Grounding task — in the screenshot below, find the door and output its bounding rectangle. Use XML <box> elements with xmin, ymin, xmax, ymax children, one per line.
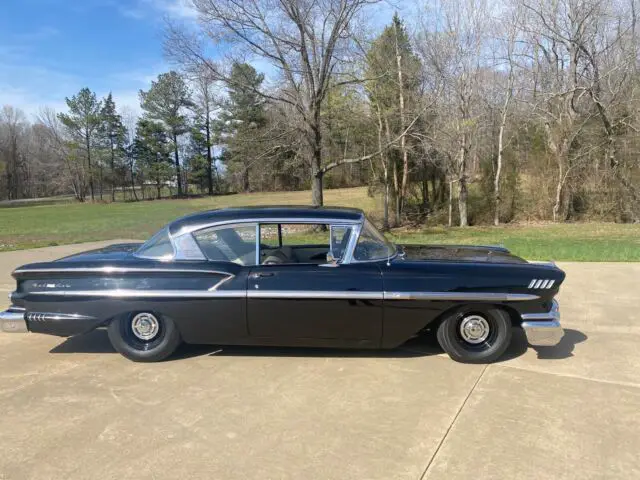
<box><xmin>246</xmin><ymin>262</ymin><xmax>383</xmax><ymax>346</ymax></box>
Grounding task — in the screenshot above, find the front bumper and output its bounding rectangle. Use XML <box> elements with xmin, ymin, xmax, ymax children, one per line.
<box><xmin>521</xmin><ymin>299</ymin><xmax>564</xmax><ymax>346</ymax></box>
<box><xmin>0</xmin><ymin>307</ymin><xmax>28</xmax><ymax>333</ymax></box>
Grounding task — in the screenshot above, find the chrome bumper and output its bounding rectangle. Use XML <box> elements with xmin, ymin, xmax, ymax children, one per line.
<box><xmin>521</xmin><ymin>299</ymin><xmax>563</xmax><ymax>347</ymax></box>
<box><xmin>0</xmin><ymin>307</ymin><xmax>28</xmax><ymax>333</ymax></box>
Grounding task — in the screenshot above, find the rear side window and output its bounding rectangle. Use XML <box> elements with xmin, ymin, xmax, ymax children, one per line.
<box><xmin>135</xmin><ymin>228</ymin><xmax>174</xmax><ymax>260</ymax></box>
<box><xmin>193</xmin><ymin>223</ymin><xmax>257</xmax><ymax>266</ymax></box>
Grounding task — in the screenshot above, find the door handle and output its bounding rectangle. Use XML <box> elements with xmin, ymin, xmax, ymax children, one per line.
<box><xmin>249</xmin><ymin>272</ymin><xmax>275</xmax><ymax>279</ymax></box>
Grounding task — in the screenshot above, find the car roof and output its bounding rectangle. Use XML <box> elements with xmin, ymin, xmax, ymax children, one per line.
<box><xmin>168</xmin><ymin>205</ymin><xmax>365</xmax><ymax>235</ymax></box>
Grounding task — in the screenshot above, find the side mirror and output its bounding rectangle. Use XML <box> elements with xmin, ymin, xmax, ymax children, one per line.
<box><xmin>326</xmin><ymin>252</ymin><xmax>337</xmax><ymax>264</ymax></box>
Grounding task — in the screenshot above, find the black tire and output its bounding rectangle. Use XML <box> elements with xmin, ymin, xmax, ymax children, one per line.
<box><xmin>107</xmin><ymin>312</ymin><xmax>182</xmax><ymax>362</ymax></box>
<box><xmin>436</xmin><ymin>306</ymin><xmax>512</xmax><ymax>364</ymax></box>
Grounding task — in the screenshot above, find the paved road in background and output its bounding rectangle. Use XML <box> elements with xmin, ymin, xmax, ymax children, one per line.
<box><xmin>0</xmin><ymin>244</ymin><xmax>638</xmax><ymax>479</ymax></box>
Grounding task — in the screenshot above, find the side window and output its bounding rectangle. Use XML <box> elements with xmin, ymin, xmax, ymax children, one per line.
<box><xmin>193</xmin><ymin>223</ymin><xmax>257</xmax><ymax>266</ymax></box>
<box><xmin>258</xmin><ymin>223</ymin><xmax>352</xmax><ymax>265</ymax></box>
<box><xmin>135</xmin><ymin>227</ymin><xmax>174</xmax><ymax>260</ymax></box>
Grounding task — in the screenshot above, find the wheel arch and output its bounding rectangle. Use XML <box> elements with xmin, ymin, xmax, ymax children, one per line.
<box><xmin>423</xmin><ymin>302</ymin><xmax>522</xmax><ymax>334</ymax></box>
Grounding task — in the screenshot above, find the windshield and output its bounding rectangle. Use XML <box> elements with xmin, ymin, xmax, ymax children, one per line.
<box><xmin>353</xmin><ymin>219</ymin><xmax>396</xmax><ymax>261</ymax></box>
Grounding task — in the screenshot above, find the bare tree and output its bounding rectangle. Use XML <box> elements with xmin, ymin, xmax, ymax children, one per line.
<box><xmin>492</xmin><ymin>3</ymin><xmax>522</xmax><ymax>226</ymax></box>
<box><xmin>37</xmin><ymin>107</ymin><xmax>88</xmax><ymax>201</ymax></box>
<box><xmin>0</xmin><ymin>106</ymin><xmax>28</xmax><ymax>200</ymax></box>
<box><xmin>167</xmin><ymin>0</ymin><xmax>379</xmax><ymax>206</ymax></box>
<box><xmin>418</xmin><ymin>0</ymin><xmax>488</xmax><ymax>227</ymax></box>
<box><xmin>189</xmin><ymin>65</ymin><xmax>220</xmax><ymax>195</ymax></box>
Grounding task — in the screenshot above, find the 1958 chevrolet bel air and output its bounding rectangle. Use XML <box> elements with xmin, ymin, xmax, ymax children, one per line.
<box><xmin>0</xmin><ymin>206</ymin><xmax>564</xmax><ymax>362</ymax></box>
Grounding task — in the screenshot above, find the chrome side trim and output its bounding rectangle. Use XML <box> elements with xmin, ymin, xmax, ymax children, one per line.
<box><xmin>29</xmin><ymin>289</ymin><xmax>247</xmax><ymax>298</ymax></box>
<box><xmin>248</xmin><ymin>290</ymin><xmax>383</xmax><ymax>300</ymax></box>
<box><xmin>13</xmin><ymin>267</ymin><xmax>232</xmax><ymax>276</ymax></box>
<box><xmin>0</xmin><ymin>307</ymin><xmax>28</xmax><ymax>333</ymax></box>
<box><xmin>24</xmin><ymin>289</ymin><xmax>538</xmax><ymax>302</ymax></box>
<box><xmin>26</xmin><ymin>312</ymin><xmax>94</xmax><ymax>322</ymax></box>
<box><xmin>383</xmin><ymin>292</ymin><xmax>539</xmax><ymax>302</ymax></box>
<box><xmin>208</xmin><ymin>275</ymin><xmax>235</xmax><ymax>291</ymax></box>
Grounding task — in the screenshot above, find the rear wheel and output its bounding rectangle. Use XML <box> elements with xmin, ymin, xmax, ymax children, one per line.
<box><xmin>436</xmin><ymin>307</ymin><xmax>512</xmax><ymax>364</ymax></box>
<box><xmin>107</xmin><ymin>312</ymin><xmax>182</xmax><ymax>362</ymax></box>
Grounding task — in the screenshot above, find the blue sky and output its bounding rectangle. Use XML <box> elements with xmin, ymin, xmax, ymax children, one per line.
<box><xmin>0</xmin><ymin>0</ymin><xmax>406</xmax><ymax>120</ymax></box>
<box><xmin>0</xmin><ymin>0</ymin><xmax>196</xmax><ymax>118</ymax></box>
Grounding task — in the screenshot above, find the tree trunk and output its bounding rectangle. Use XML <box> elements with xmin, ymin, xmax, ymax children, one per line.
<box><xmin>86</xmin><ymin>133</ymin><xmax>94</xmax><ymax>201</ymax></box>
<box><xmin>393</xmin><ymin>162</ymin><xmax>400</xmax><ymax>225</ymax></box>
<box><xmin>99</xmin><ymin>164</ymin><xmax>104</xmax><ymax>200</ymax></box>
<box><xmin>494</xmin><ymin>122</ymin><xmax>505</xmax><ymax>226</ymax></box>
<box><xmin>130</xmin><ymin>158</ymin><xmax>139</xmax><ymax>201</ymax></box>
<box><xmin>375</xmin><ymin>103</ymin><xmax>390</xmax><ymax>231</ymax></box>
<box><xmin>205</xmin><ymin>112</ymin><xmax>214</xmax><ymax>195</ymax></box>
<box><xmin>242</xmin><ymin>167</ymin><xmax>250</xmax><ymax>192</ymax></box>
<box><xmin>552</xmin><ymin>154</ymin><xmax>564</xmax><ymax>222</ymax></box>
<box><xmin>394</xmin><ymin>21</ymin><xmax>409</xmax><ymax>217</ymax></box>
<box><xmin>458</xmin><ymin>141</ymin><xmax>469</xmax><ymax>227</ymax></box>
<box><xmin>383</xmin><ymin>115</ymin><xmax>399</xmax><ymax>226</ymax></box>
<box><xmin>173</xmin><ymin>132</ymin><xmax>182</xmax><ymax>197</ymax></box>
<box><xmin>495</xmin><ymin>78</ymin><xmax>512</xmax><ymax>226</ymax></box>
<box><xmin>311</xmin><ymin>166</ymin><xmax>324</xmax><ymax>207</ymax></box>
<box><xmin>448</xmin><ymin>180</ymin><xmax>454</xmax><ymax>227</ymax></box>
<box><xmin>309</xmin><ymin>115</ymin><xmax>324</xmax><ymax>207</ymax></box>
<box><xmin>422</xmin><ymin>167</ymin><xmax>429</xmax><ymax>213</ymax></box>
<box><xmin>110</xmin><ymin>144</ymin><xmax>116</xmax><ymax>202</ymax></box>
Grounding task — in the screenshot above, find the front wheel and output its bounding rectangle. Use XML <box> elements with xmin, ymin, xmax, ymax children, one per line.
<box><xmin>107</xmin><ymin>312</ymin><xmax>182</xmax><ymax>362</ymax></box>
<box><xmin>436</xmin><ymin>307</ymin><xmax>512</xmax><ymax>364</ymax></box>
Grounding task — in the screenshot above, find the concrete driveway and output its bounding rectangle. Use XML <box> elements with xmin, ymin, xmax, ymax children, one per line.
<box><xmin>0</xmin><ymin>244</ymin><xmax>639</xmax><ymax>480</ymax></box>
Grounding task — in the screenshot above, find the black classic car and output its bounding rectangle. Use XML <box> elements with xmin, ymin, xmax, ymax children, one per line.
<box><xmin>0</xmin><ymin>206</ymin><xmax>564</xmax><ymax>363</ymax></box>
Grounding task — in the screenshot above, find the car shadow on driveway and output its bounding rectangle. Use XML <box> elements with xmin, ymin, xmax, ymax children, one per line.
<box><xmin>49</xmin><ymin>327</ymin><xmax>587</xmax><ymax>362</ymax></box>
<box><xmin>501</xmin><ymin>327</ymin><xmax>587</xmax><ymax>362</ymax></box>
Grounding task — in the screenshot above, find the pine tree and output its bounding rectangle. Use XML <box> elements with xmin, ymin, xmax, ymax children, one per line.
<box><xmin>139</xmin><ymin>71</ymin><xmax>194</xmax><ymax>196</ymax></box>
<box><xmin>58</xmin><ymin>88</ymin><xmax>103</xmax><ymax>201</ymax></box>
<box><xmin>99</xmin><ymin>93</ymin><xmax>127</xmax><ymax>201</ymax></box>
<box><xmin>219</xmin><ymin>62</ymin><xmax>266</xmax><ymax>192</ymax></box>
<box><xmin>133</xmin><ymin>119</ymin><xmax>173</xmax><ymax>199</ymax></box>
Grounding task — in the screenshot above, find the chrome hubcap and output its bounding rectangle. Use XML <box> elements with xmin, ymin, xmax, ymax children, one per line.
<box><xmin>459</xmin><ymin>315</ymin><xmax>490</xmax><ymax>344</ymax></box>
<box><xmin>131</xmin><ymin>313</ymin><xmax>160</xmax><ymax>341</ymax></box>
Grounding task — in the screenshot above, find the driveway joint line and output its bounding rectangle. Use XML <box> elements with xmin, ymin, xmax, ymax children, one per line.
<box><xmin>418</xmin><ymin>364</ymin><xmax>489</xmax><ymax>480</ymax></box>
<box><xmin>496</xmin><ymin>363</ymin><xmax>640</xmax><ymax>390</ymax></box>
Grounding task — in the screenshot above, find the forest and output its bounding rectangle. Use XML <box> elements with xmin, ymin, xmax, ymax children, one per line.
<box><xmin>1</xmin><ymin>0</ymin><xmax>639</xmax><ymax>228</ymax></box>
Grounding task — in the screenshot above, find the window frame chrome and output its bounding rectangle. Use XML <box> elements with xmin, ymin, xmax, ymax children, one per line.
<box><xmin>143</xmin><ymin>216</ymin><xmax>368</xmax><ymax>266</ymax></box>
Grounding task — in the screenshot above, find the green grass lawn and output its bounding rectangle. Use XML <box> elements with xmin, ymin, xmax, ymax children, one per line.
<box><xmin>1</xmin><ymin>187</ymin><xmax>638</xmax><ymax>261</ymax></box>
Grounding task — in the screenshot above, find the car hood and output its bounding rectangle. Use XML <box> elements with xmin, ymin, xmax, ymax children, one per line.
<box><xmin>396</xmin><ymin>244</ymin><xmax>528</xmax><ymax>264</ymax></box>
<box><xmin>55</xmin><ymin>242</ymin><xmax>143</xmax><ymax>262</ymax></box>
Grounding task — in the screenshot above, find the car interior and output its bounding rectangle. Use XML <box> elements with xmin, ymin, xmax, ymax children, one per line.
<box><xmin>192</xmin><ymin>223</ymin><xmax>353</xmax><ymax>266</ymax></box>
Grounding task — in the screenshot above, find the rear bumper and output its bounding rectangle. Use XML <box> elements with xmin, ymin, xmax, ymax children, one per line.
<box><xmin>521</xmin><ymin>299</ymin><xmax>564</xmax><ymax>346</ymax></box>
<box><xmin>1</xmin><ymin>306</ymin><xmax>99</xmax><ymax>336</ymax></box>
<box><xmin>0</xmin><ymin>307</ymin><xmax>28</xmax><ymax>333</ymax></box>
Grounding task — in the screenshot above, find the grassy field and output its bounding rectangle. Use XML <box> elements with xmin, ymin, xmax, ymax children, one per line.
<box><xmin>1</xmin><ymin>186</ymin><xmax>638</xmax><ymax>261</ymax></box>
